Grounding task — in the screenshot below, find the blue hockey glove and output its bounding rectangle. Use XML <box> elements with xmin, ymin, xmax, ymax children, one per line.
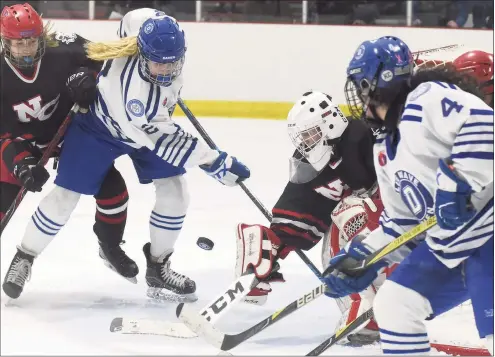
<box><xmin>200</xmin><ymin>151</ymin><xmax>250</xmax><ymax>186</ymax></box>
<box><xmin>435</xmin><ymin>159</ymin><xmax>476</xmax><ymax>230</ymax></box>
<box><xmin>323</xmin><ymin>236</ymin><xmax>388</xmax><ymax>298</ymax></box>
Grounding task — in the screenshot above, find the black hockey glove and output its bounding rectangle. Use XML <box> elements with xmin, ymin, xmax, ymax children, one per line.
<box><xmin>13</xmin><ymin>156</ymin><xmax>50</xmax><ymax>192</ymax></box>
<box><xmin>66</xmin><ymin>67</ymin><xmax>97</xmax><ymax>109</ymax></box>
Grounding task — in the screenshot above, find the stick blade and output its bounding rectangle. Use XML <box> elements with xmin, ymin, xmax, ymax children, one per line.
<box><xmin>110</xmin><ymin>317</ymin><xmax>197</xmax><ymax>338</ymax></box>
<box><xmin>176</xmin><ymin>303</ymin><xmax>226</xmax><ymax>349</ymax></box>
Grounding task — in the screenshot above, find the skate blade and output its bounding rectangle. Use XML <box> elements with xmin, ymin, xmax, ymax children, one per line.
<box><xmin>102</xmin><ymin>260</ymin><xmax>138</xmax><ymax>284</ymax></box>
<box><xmin>146</xmin><ymin>287</ymin><xmax>198</xmax><ymax>303</ymax></box>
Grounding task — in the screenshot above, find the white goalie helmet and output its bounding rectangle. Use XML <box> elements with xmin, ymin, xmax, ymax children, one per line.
<box><xmin>287</xmin><ymin>91</ymin><xmax>349</xmax><ymax>183</ymax></box>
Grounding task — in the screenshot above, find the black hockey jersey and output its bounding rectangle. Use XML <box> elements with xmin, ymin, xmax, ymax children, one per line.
<box><xmin>271</xmin><ymin>119</ymin><xmax>376</xmax><ymax>250</ymax></box>
<box><xmin>0</xmin><ymin>32</ymin><xmax>101</xmax><ymax>146</ymax></box>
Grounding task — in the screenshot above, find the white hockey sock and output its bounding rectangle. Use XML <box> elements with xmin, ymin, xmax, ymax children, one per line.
<box><xmin>149</xmin><ymin>176</ymin><xmax>189</xmax><ymax>260</ymax></box>
<box><xmin>21</xmin><ymin>186</ymin><xmax>81</xmax><ymax>255</ymax></box>
<box><xmin>374</xmin><ymin>280</ymin><xmax>434</xmax><ymax>355</ymax></box>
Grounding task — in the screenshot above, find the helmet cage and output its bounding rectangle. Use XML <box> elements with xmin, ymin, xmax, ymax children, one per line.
<box><xmin>139</xmin><ymin>49</ymin><xmax>184</xmax><ymax>86</ymax></box>
<box><xmin>1</xmin><ymin>35</ymin><xmax>45</xmax><ymax>68</ymax></box>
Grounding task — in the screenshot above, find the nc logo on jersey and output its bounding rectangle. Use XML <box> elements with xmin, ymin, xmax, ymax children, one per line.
<box><xmin>144</xmin><ymin>22</ymin><xmax>154</xmax><ymax>34</ymax></box>
<box><xmin>394</xmin><ymin>170</ymin><xmax>434</xmax><ymax>221</ymax></box>
<box><xmin>12</xmin><ymin>94</ymin><xmax>60</xmax><ymax>122</ymax></box>
<box><xmin>127</xmin><ymin>99</ymin><xmax>145</xmax><ymax>117</ymax></box>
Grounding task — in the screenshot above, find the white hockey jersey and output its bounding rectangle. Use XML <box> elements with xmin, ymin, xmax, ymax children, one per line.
<box><xmin>91</xmin><ymin>11</ymin><xmax>218</xmax><ymax>169</ymax></box>
<box><xmin>363</xmin><ymin>81</ymin><xmax>494</xmax><ymax>268</ymax></box>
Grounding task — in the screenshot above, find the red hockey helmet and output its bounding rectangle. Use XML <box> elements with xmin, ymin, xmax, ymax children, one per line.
<box><xmin>453</xmin><ymin>50</ymin><xmax>494</xmax><ymax>97</ymax></box>
<box><xmin>0</xmin><ymin>3</ymin><xmax>45</xmax><ymax>68</ymax></box>
<box><xmin>1</xmin><ymin>3</ymin><xmax>43</xmax><ymax>39</ymax></box>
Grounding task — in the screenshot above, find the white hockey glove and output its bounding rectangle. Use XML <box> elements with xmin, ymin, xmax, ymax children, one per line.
<box><xmin>200</xmin><ymin>151</ymin><xmax>250</xmax><ymax>186</ymax></box>
<box><xmin>235</xmin><ymin>223</ymin><xmax>294</xmax><ymax>305</ymax></box>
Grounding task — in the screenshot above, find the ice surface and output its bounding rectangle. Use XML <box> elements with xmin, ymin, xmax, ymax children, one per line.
<box><xmin>1</xmin><ymin>117</ymin><xmax>484</xmax><ymax>355</ymax></box>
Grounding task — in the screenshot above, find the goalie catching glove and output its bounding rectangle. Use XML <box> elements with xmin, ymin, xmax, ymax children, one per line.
<box><xmin>235</xmin><ymin>223</ymin><xmax>295</xmax><ymax>305</ymax></box>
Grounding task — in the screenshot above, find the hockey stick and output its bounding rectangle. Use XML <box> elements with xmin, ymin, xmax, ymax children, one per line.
<box><xmin>177</xmin><ymin>98</ymin><xmax>322</xmax><ymax>279</ymax></box>
<box><xmin>109</xmin><ymin>316</ymin><xmax>198</xmax><ymax>338</ymax></box>
<box><xmin>412</xmin><ymin>44</ymin><xmax>461</xmax><ymax>58</ymax></box>
<box><xmin>176</xmin><ymin>283</ymin><xmax>327</xmax><ymax>351</ymax></box>
<box><xmin>108</xmin><ymin>273</ymin><xmax>257</xmax><ymax>339</ymax></box>
<box><xmin>306</xmin><ymin>305</ymin><xmax>491</xmax><ymax>356</ymax></box>
<box><xmin>0</xmin><ymin>104</ymin><xmax>83</xmax><ymax>236</ymax></box>
<box><xmin>176</xmin><ymin>217</ymin><xmax>436</xmax><ymax>351</ymax></box>
<box><xmin>307</xmin><ymin>307</ymin><xmax>374</xmax><ymax>355</ymax></box>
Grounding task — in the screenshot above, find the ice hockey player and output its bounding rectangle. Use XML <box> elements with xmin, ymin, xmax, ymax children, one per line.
<box><xmin>4</xmin><ymin>11</ymin><xmax>250</xmax><ymax>302</ymax></box>
<box><xmin>452</xmin><ymin>50</ymin><xmax>493</xmax><ymax>108</ymax></box>
<box><xmin>234</xmin><ymin>90</ymin><xmax>386</xmax><ymax>344</ymax></box>
<box><xmin>1</xmin><ymin>3</ymin><xmax>138</xmax><ymax>299</ymax></box>
<box><xmin>323</xmin><ymin>36</ymin><xmax>493</xmax><ymax>354</ymax></box>
<box><xmin>414</xmin><ymin>50</ymin><xmax>493</xmax><ymax>109</ymax></box>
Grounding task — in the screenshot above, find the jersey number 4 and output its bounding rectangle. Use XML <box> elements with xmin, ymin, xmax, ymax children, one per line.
<box><xmin>441</xmin><ymin>97</ymin><xmax>464</xmax><ymax>118</ymax></box>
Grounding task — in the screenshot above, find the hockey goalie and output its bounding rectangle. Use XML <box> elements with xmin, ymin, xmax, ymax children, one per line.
<box><xmin>234</xmin><ymin>91</ymin><xmax>387</xmax><ymax>345</ymax></box>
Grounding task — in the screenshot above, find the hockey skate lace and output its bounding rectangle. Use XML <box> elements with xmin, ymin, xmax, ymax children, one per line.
<box><xmin>6</xmin><ymin>257</ymin><xmax>31</xmax><ymax>286</ymax></box>
<box><xmin>161</xmin><ymin>261</ymin><xmax>188</xmax><ymax>288</ymax></box>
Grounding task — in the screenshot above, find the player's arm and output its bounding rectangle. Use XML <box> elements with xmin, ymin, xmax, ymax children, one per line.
<box><xmin>58</xmin><ymin>33</ymin><xmax>101</xmax><ymax>109</ymax></box>
<box><xmin>322</xmin><ymin>207</ymin><xmax>419</xmax><ymax>299</ymax></box>
<box><xmin>270</xmin><ymin>181</ymin><xmax>332</xmax><ymax>251</ymax></box>
<box><xmin>420</xmin><ymin>84</ymin><xmax>493</xmax><ymax>191</ymax></box>
<box><xmin>423</xmin><ymin>84</ymin><xmax>493</xmax><ymax>230</ymax></box>
<box><xmin>66</xmin><ymin>33</ymin><xmax>103</xmax><ymax>72</ymax></box>
<box><xmin>124</xmin><ymin>109</ymin><xmax>249</xmax><ymax>185</ymax></box>
<box><xmin>234</xmin><ymin>180</ymin><xmax>333</xmax><ymax>302</ymax></box>
<box><xmin>360</xmin><ymin>126</ymin><xmax>377</xmax><ymax>184</ymax></box>
<box><xmin>127</xmin><ymin>111</ymin><xmax>218</xmax><ymax>167</ymax></box>
<box><xmin>0</xmin><ymin>137</ymin><xmax>50</xmax><ymax>192</ymax></box>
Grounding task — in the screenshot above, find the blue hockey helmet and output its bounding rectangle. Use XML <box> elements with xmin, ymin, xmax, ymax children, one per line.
<box><xmin>345</xmin><ymin>36</ymin><xmax>414</xmax><ymax>120</ymax></box>
<box><xmin>137</xmin><ymin>16</ymin><xmax>186</xmax><ymax>86</ymax></box>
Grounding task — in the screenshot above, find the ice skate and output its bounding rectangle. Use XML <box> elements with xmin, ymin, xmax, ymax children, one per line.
<box><xmin>99</xmin><ymin>240</ymin><xmax>139</xmax><ymax>284</ymax></box>
<box><xmin>2</xmin><ymin>246</ymin><xmax>35</xmax><ymax>299</ymax></box>
<box><xmin>341</xmin><ymin>323</ymin><xmax>380</xmax><ymax>346</ymax></box>
<box><xmin>143</xmin><ymin>242</ymin><xmax>197</xmax><ymax>303</ymax></box>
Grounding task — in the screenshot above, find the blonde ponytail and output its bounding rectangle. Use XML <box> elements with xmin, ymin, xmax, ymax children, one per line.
<box><xmin>85</xmin><ymin>36</ymin><xmax>138</xmax><ymax>61</ymax></box>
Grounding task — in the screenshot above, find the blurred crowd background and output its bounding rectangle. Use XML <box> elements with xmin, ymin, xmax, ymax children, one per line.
<box><xmin>1</xmin><ymin>0</ymin><xmax>493</xmax><ymax>28</ymax></box>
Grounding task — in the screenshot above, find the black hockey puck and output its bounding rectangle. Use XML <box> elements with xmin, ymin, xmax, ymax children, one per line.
<box><xmin>197</xmin><ymin>237</ymin><xmax>214</xmax><ymax>250</ymax></box>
